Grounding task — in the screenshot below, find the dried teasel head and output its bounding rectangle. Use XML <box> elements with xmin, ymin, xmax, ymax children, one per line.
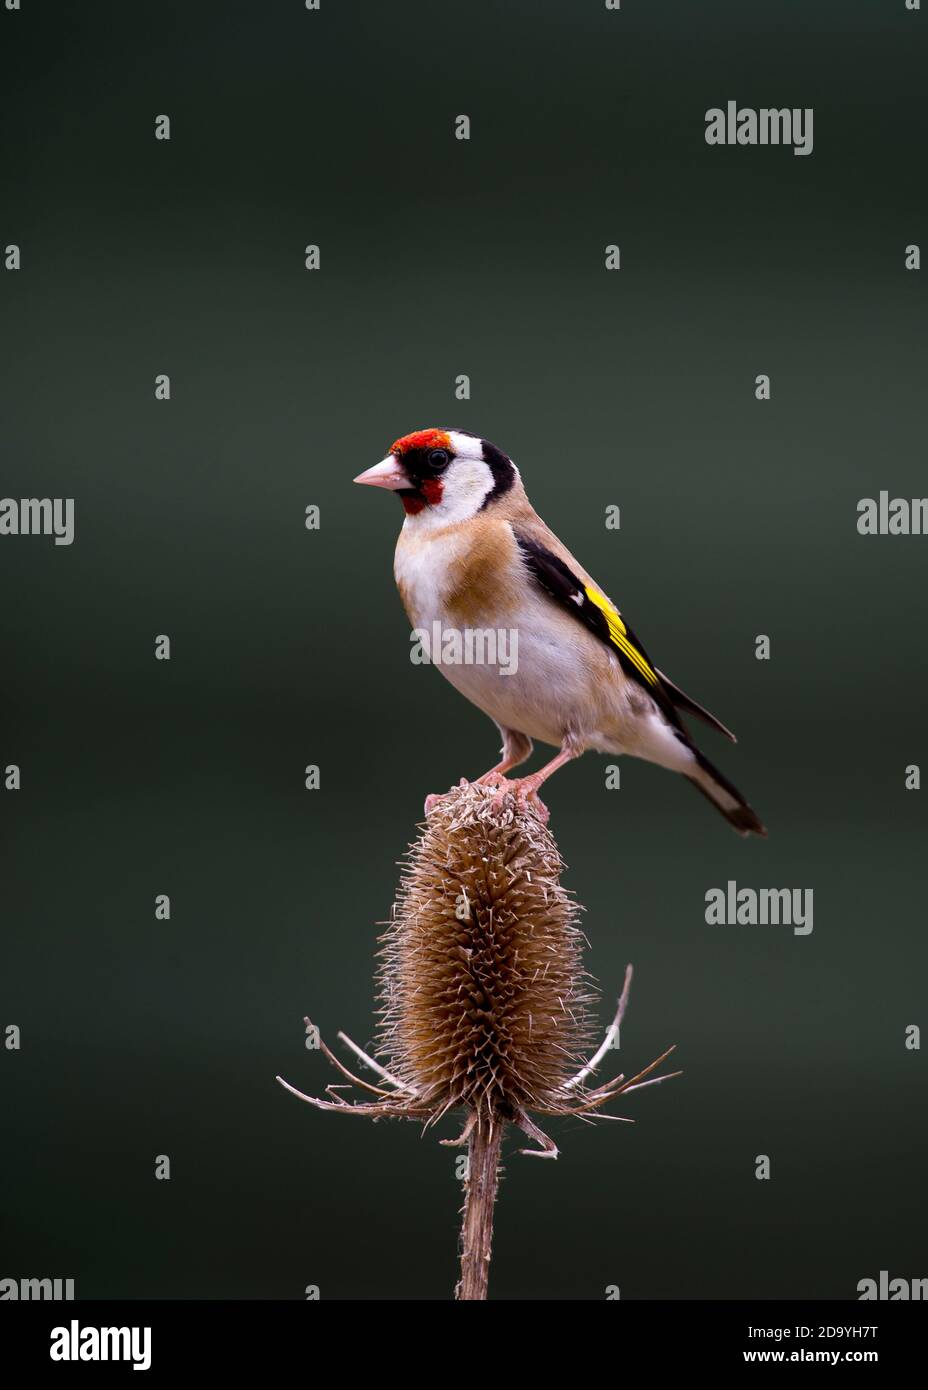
<box><xmin>377</xmin><ymin>782</ymin><xmax>597</xmax><ymax>1132</ymax></box>
<box><xmin>278</xmin><ymin>782</ymin><xmax>678</xmax><ymax>1159</ymax></box>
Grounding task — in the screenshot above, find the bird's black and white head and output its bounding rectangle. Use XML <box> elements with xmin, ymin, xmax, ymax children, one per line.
<box><xmin>354</xmin><ymin>428</ymin><xmax>517</xmax><ymax>527</ymax></box>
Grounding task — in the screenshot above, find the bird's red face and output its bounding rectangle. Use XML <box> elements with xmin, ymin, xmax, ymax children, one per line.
<box><xmin>354</xmin><ymin>429</ymin><xmax>456</xmax><ymax>516</ymax></box>
<box><xmin>354</xmin><ymin>429</ymin><xmax>516</xmax><ymax>524</ymax></box>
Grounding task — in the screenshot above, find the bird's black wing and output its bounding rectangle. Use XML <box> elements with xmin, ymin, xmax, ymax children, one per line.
<box><xmin>513</xmin><ymin>530</ymin><xmax>735</xmax><ymax>741</ymax></box>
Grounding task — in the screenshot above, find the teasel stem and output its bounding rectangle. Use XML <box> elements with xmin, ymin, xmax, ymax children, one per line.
<box><xmin>456</xmin><ymin>1114</ymin><xmax>503</xmax><ymax>1301</ymax></box>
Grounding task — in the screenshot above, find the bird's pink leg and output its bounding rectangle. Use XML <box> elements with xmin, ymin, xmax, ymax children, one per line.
<box><xmin>491</xmin><ymin>743</ymin><xmax>579</xmax><ymax>824</ymax></box>
<box><xmin>476</xmin><ymin>728</ymin><xmax>533</xmax><ymax>788</ymax></box>
<box><xmin>425</xmin><ymin>729</ymin><xmax>532</xmax><ymax>816</ymax></box>
<box><xmin>475</xmin><ymin>752</ymin><xmax>525</xmax><ymax>785</ymax></box>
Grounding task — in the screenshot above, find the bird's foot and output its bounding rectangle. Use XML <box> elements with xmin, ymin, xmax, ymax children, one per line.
<box><xmin>475</xmin><ymin>768</ymin><xmax>511</xmax><ymax>789</ymax></box>
<box><xmin>424</xmin><ymin>775</ymin><xmax>551</xmax><ymax>825</ymax></box>
<box><xmin>489</xmin><ymin>776</ymin><xmax>551</xmax><ymax>825</ymax></box>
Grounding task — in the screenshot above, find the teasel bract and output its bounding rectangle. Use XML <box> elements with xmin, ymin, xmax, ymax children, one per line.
<box><xmin>278</xmin><ymin>782</ymin><xmax>678</xmax><ymax>1299</ymax></box>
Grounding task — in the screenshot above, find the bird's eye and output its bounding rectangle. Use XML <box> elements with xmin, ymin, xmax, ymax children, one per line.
<box><xmin>428</xmin><ymin>448</ymin><xmax>450</xmax><ymax>469</ymax></box>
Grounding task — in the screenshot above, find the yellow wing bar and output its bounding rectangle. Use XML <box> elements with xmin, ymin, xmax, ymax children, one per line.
<box><xmin>584</xmin><ymin>586</ymin><xmax>659</xmax><ymax>687</ymax></box>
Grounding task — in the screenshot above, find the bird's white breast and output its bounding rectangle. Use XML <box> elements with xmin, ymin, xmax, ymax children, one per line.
<box><xmin>393</xmin><ymin>522</ymin><xmax>637</xmax><ymax>752</ymax></box>
<box><xmin>394</xmin><ymin>525</ymin><xmax>466</xmax><ymax>627</ymax></box>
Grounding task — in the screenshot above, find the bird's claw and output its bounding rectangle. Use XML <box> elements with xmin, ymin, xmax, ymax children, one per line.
<box><xmin>425</xmin><ymin>776</ymin><xmax>550</xmax><ymax>825</ymax></box>
<box><xmin>475</xmin><ymin>769</ymin><xmax>511</xmax><ymax>789</ymax></box>
<box><xmin>489</xmin><ymin>778</ymin><xmax>550</xmax><ymax>825</ymax></box>
<box><xmin>522</xmin><ymin>789</ymin><xmax>551</xmax><ymax>825</ymax></box>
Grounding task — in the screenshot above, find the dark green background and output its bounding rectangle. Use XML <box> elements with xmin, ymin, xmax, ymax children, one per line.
<box><xmin>2</xmin><ymin>0</ymin><xmax>925</xmax><ymax>1299</ymax></box>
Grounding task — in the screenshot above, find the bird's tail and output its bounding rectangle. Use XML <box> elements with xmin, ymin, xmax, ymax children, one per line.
<box><xmin>687</xmin><ymin>746</ymin><xmax>767</xmax><ymax>838</ymax></box>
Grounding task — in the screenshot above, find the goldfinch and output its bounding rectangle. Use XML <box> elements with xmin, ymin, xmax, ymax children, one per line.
<box><xmin>354</xmin><ymin>428</ymin><xmax>766</xmax><ymax>837</ymax></box>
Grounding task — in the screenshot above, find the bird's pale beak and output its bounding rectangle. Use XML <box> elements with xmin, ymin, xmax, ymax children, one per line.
<box><xmin>353</xmin><ymin>456</ymin><xmax>410</xmax><ymax>490</ymax></box>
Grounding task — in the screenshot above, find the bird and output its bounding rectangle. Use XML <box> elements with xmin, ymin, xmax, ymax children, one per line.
<box><xmin>354</xmin><ymin>427</ymin><xmax>766</xmax><ymax>836</ymax></box>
